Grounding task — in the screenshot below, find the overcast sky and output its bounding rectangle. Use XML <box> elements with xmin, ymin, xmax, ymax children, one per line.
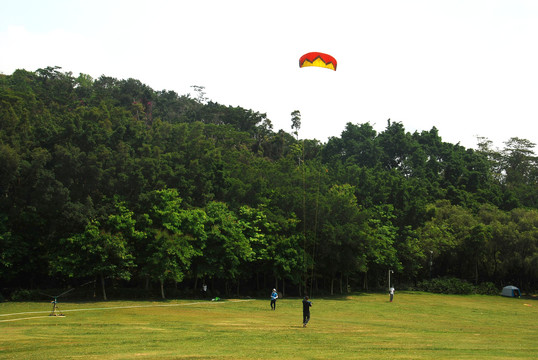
<box><xmin>1</xmin><ymin>0</ymin><xmax>537</xmax><ymax>150</ymax></box>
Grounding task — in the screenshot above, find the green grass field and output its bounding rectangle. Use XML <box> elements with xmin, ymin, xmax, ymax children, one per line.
<box><xmin>1</xmin><ymin>292</ymin><xmax>536</xmax><ymax>359</ymax></box>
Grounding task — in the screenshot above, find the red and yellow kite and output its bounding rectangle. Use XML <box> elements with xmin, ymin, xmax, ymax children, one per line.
<box><xmin>299</xmin><ymin>52</ymin><xmax>337</xmax><ymax>71</ymax></box>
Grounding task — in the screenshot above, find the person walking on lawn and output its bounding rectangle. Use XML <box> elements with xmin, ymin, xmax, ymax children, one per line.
<box><xmin>302</xmin><ymin>296</ymin><xmax>312</xmax><ymax>327</ymax></box>
<box><xmin>270</xmin><ymin>289</ymin><xmax>278</xmax><ymax>310</ymax></box>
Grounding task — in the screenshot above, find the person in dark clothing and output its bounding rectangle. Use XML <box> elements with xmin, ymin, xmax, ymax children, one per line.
<box><xmin>302</xmin><ymin>296</ymin><xmax>312</xmax><ymax>327</ymax></box>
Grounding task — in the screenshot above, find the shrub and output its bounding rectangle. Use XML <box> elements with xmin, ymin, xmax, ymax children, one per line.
<box><xmin>417</xmin><ymin>278</ymin><xmax>502</xmax><ymax>295</ymax></box>
<box><xmin>474</xmin><ymin>282</ymin><xmax>499</xmax><ymax>295</ymax></box>
<box><xmin>10</xmin><ymin>289</ymin><xmax>42</xmax><ymax>301</ymax></box>
<box><xmin>417</xmin><ymin>277</ymin><xmax>474</xmax><ymax>294</ymax></box>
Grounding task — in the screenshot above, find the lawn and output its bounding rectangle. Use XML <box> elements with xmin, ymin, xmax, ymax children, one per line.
<box><xmin>1</xmin><ymin>292</ymin><xmax>536</xmax><ymax>359</ymax></box>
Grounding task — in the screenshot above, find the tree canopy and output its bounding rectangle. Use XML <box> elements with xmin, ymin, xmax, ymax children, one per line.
<box><xmin>1</xmin><ymin>67</ymin><xmax>536</xmax><ymax>299</ymax></box>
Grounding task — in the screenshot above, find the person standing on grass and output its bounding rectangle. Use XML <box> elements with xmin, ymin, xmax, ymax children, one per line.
<box><xmin>302</xmin><ymin>296</ymin><xmax>312</xmax><ymax>327</ymax></box>
<box><xmin>270</xmin><ymin>288</ymin><xmax>278</xmax><ymax>310</ymax></box>
<box><xmin>389</xmin><ymin>287</ymin><xmax>395</xmax><ymax>302</ymax></box>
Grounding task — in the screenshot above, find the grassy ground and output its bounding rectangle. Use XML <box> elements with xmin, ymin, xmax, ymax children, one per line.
<box><xmin>1</xmin><ymin>292</ymin><xmax>536</xmax><ymax>359</ymax></box>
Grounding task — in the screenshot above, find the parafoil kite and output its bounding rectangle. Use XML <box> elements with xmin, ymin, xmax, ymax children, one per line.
<box><xmin>299</xmin><ymin>52</ymin><xmax>337</xmax><ymax>71</ymax></box>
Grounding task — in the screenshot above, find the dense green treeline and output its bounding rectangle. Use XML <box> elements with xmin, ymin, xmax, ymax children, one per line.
<box><xmin>0</xmin><ymin>67</ymin><xmax>536</xmax><ymax>299</ymax></box>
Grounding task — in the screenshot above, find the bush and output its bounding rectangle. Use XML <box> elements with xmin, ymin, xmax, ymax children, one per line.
<box><xmin>416</xmin><ymin>278</ymin><xmax>501</xmax><ymax>295</ymax></box>
<box><xmin>417</xmin><ymin>277</ymin><xmax>474</xmax><ymax>294</ymax></box>
<box><xmin>10</xmin><ymin>289</ymin><xmax>43</xmax><ymax>301</ymax></box>
<box><xmin>104</xmin><ymin>287</ymin><xmax>160</xmax><ymax>300</ymax></box>
<box><xmin>474</xmin><ymin>282</ymin><xmax>499</xmax><ymax>295</ymax></box>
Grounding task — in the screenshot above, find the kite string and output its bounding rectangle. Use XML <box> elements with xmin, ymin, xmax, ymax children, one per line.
<box><xmin>0</xmin><ymin>299</ymin><xmax>254</xmax><ymax>322</ymax></box>
<box><xmin>302</xmin><ymin>138</ymin><xmax>307</xmax><ymax>297</ymax></box>
<box><xmin>309</xmin><ymin>166</ymin><xmax>321</xmax><ymax>298</ymax></box>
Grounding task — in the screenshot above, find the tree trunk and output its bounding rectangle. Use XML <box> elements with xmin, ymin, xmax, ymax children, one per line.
<box><xmin>100</xmin><ymin>273</ymin><xmax>107</xmax><ymax>301</ymax></box>
<box><xmin>145</xmin><ymin>276</ymin><xmax>150</xmax><ymax>290</ymax></box>
<box><xmin>160</xmin><ymin>279</ymin><xmax>165</xmax><ymax>299</ymax></box>
<box><xmin>493</xmin><ymin>249</ymin><xmax>498</xmax><ymax>279</ymax></box>
<box><xmin>211</xmin><ymin>278</ymin><xmax>215</xmax><ymax>296</ymax></box>
<box><xmin>256</xmin><ymin>271</ymin><xmax>260</xmax><ymax>291</ymax></box>
<box><xmin>93</xmin><ymin>276</ymin><xmax>97</xmax><ymax>298</ymax></box>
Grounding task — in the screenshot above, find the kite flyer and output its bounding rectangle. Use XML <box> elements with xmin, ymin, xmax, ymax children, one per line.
<box><xmin>302</xmin><ymin>296</ymin><xmax>312</xmax><ymax>327</ymax></box>
<box><xmin>270</xmin><ymin>289</ymin><xmax>278</xmax><ymax>310</ymax></box>
<box><xmin>389</xmin><ymin>287</ymin><xmax>395</xmax><ymax>302</ymax></box>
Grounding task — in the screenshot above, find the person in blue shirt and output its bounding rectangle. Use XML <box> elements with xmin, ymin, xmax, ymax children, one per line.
<box><xmin>302</xmin><ymin>296</ymin><xmax>312</xmax><ymax>327</ymax></box>
<box><xmin>270</xmin><ymin>289</ymin><xmax>278</xmax><ymax>310</ymax></box>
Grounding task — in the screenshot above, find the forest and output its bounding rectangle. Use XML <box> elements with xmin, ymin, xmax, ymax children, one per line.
<box><xmin>0</xmin><ymin>66</ymin><xmax>537</xmax><ymax>300</ymax></box>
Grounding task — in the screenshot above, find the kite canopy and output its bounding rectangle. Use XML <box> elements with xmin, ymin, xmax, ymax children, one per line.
<box><xmin>299</xmin><ymin>52</ymin><xmax>337</xmax><ymax>71</ymax></box>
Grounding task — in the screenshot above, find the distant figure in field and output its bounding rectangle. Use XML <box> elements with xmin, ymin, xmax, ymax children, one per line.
<box><xmin>389</xmin><ymin>287</ymin><xmax>395</xmax><ymax>302</ymax></box>
<box><xmin>302</xmin><ymin>296</ymin><xmax>312</xmax><ymax>327</ymax></box>
<box><xmin>270</xmin><ymin>288</ymin><xmax>278</xmax><ymax>310</ymax></box>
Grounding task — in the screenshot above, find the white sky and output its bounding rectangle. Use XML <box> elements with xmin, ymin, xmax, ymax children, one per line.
<box><xmin>1</xmin><ymin>0</ymin><xmax>537</xmax><ymax>150</ymax></box>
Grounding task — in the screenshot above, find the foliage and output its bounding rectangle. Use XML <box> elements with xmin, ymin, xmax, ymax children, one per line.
<box><xmin>416</xmin><ymin>277</ymin><xmax>475</xmax><ymax>294</ymax></box>
<box><xmin>136</xmin><ymin>188</ymin><xmax>208</xmax><ymax>298</ymax></box>
<box><xmin>9</xmin><ymin>289</ymin><xmax>42</xmax><ymax>301</ymax></box>
<box><xmin>0</xmin><ymin>67</ymin><xmax>536</xmax><ymax>296</ymax></box>
<box><xmin>474</xmin><ymin>281</ymin><xmax>500</xmax><ymax>295</ymax></box>
<box><xmin>416</xmin><ymin>278</ymin><xmax>499</xmax><ymax>295</ymax></box>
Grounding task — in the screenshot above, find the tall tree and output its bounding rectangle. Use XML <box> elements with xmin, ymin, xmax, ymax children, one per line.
<box><xmin>501</xmin><ymin>138</ymin><xmax>537</xmax><ymax>207</ymax></box>
<box><xmin>138</xmin><ymin>188</ymin><xmax>207</xmax><ymax>298</ymax></box>
<box><xmin>51</xmin><ymin>201</ymin><xmax>139</xmax><ymax>300</ymax></box>
<box><xmin>317</xmin><ymin>184</ymin><xmax>368</xmax><ymax>294</ymax></box>
<box><xmin>290</xmin><ymin>110</ymin><xmax>301</xmax><ymax>139</ymax></box>
<box><xmin>195</xmin><ymin>201</ymin><xmax>252</xmax><ymax>296</ymax></box>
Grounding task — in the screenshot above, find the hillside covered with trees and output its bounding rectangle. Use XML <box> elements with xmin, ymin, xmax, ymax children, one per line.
<box><xmin>1</xmin><ymin>67</ymin><xmax>537</xmax><ymax>299</ymax></box>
